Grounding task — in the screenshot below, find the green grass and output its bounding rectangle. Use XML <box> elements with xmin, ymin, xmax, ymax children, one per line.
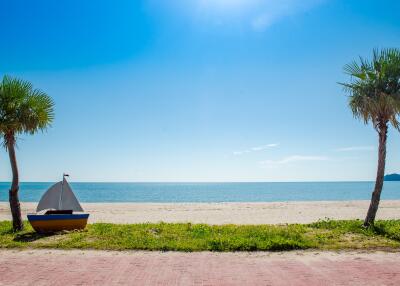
<box><xmin>0</xmin><ymin>220</ymin><xmax>399</xmax><ymax>251</ymax></box>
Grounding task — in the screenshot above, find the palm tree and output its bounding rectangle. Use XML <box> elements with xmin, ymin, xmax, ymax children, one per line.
<box><xmin>340</xmin><ymin>48</ymin><xmax>400</xmax><ymax>227</ymax></box>
<box><xmin>0</xmin><ymin>75</ymin><xmax>54</xmax><ymax>231</ymax></box>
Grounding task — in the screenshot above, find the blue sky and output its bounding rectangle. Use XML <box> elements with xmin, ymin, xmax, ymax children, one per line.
<box><xmin>1</xmin><ymin>0</ymin><xmax>400</xmax><ymax>182</ymax></box>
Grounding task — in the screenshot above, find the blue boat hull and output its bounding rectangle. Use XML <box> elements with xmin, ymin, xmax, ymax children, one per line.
<box><xmin>27</xmin><ymin>214</ymin><xmax>89</xmax><ymax>233</ymax></box>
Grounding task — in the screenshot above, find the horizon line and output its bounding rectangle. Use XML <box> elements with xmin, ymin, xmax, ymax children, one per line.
<box><xmin>0</xmin><ymin>180</ymin><xmax>379</xmax><ymax>184</ymax></box>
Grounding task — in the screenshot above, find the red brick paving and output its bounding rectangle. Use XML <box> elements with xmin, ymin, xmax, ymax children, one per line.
<box><xmin>0</xmin><ymin>250</ymin><xmax>399</xmax><ymax>286</ymax></box>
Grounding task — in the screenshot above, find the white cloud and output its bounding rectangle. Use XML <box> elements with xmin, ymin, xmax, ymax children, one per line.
<box><xmin>251</xmin><ymin>143</ymin><xmax>279</xmax><ymax>151</ymax></box>
<box><xmin>335</xmin><ymin>146</ymin><xmax>374</xmax><ymax>152</ymax></box>
<box><xmin>198</xmin><ymin>0</ymin><xmax>260</xmax><ymax>11</ymax></box>
<box><xmin>233</xmin><ymin>150</ymin><xmax>251</xmax><ymax>155</ymax></box>
<box><xmin>251</xmin><ymin>14</ymin><xmax>275</xmax><ymax>30</ymax></box>
<box><xmin>260</xmin><ymin>155</ymin><xmax>329</xmax><ymax>166</ymax></box>
<box><xmin>153</xmin><ymin>0</ymin><xmax>326</xmax><ymax>31</ymax></box>
<box><xmin>251</xmin><ymin>2</ymin><xmax>290</xmax><ymax>31</ymax></box>
<box><xmin>251</xmin><ymin>0</ymin><xmax>325</xmax><ymax>31</ymax></box>
<box><xmin>233</xmin><ymin>143</ymin><xmax>279</xmax><ymax>155</ymax></box>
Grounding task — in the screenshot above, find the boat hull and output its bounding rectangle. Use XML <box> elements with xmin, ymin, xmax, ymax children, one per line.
<box><xmin>27</xmin><ymin>214</ymin><xmax>89</xmax><ymax>233</ymax></box>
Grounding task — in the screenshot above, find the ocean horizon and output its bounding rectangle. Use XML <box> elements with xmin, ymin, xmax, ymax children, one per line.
<box><xmin>0</xmin><ymin>181</ymin><xmax>399</xmax><ymax>203</ymax></box>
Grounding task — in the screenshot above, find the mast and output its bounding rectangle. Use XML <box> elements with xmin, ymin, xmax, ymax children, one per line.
<box><xmin>58</xmin><ymin>173</ymin><xmax>69</xmax><ymax>210</ymax></box>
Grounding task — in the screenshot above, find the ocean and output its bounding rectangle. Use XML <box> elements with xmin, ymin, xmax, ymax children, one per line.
<box><xmin>0</xmin><ymin>181</ymin><xmax>399</xmax><ymax>202</ymax></box>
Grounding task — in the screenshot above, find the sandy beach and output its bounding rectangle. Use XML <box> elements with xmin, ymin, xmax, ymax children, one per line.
<box><xmin>0</xmin><ymin>200</ymin><xmax>399</xmax><ymax>224</ymax></box>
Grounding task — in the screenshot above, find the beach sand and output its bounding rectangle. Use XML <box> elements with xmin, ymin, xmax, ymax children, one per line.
<box><xmin>0</xmin><ymin>200</ymin><xmax>399</xmax><ymax>224</ymax></box>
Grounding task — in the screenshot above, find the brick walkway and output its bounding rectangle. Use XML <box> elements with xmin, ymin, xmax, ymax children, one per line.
<box><xmin>0</xmin><ymin>250</ymin><xmax>399</xmax><ymax>285</ymax></box>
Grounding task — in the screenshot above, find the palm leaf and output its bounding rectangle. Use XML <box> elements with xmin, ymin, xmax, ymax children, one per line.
<box><xmin>0</xmin><ymin>75</ymin><xmax>55</xmax><ymax>141</ymax></box>
<box><xmin>340</xmin><ymin>48</ymin><xmax>400</xmax><ymax>131</ymax></box>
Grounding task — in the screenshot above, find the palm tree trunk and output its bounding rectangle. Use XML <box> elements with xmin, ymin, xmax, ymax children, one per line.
<box><xmin>364</xmin><ymin>122</ymin><xmax>388</xmax><ymax>227</ymax></box>
<box><xmin>6</xmin><ymin>134</ymin><xmax>23</xmax><ymax>231</ymax></box>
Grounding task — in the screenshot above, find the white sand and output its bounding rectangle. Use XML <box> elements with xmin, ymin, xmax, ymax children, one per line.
<box><xmin>0</xmin><ymin>200</ymin><xmax>399</xmax><ymax>224</ymax></box>
<box><xmin>1</xmin><ymin>249</ymin><xmax>399</xmax><ymax>260</ymax></box>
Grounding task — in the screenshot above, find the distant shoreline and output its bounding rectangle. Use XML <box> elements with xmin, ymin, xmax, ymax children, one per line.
<box><xmin>1</xmin><ymin>200</ymin><xmax>399</xmax><ymax>225</ymax></box>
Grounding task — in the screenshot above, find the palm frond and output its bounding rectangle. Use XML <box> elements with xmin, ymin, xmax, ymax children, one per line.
<box><xmin>340</xmin><ymin>48</ymin><xmax>400</xmax><ymax>130</ymax></box>
<box><xmin>0</xmin><ymin>75</ymin><xmax>55</xmax><ymax>144</ymax></box>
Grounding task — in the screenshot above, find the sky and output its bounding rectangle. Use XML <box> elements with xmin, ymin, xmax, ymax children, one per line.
<box><xmin>0</xmin><ymin>0</ymin><xmax>400</xmax><ymax>182</ymax></box>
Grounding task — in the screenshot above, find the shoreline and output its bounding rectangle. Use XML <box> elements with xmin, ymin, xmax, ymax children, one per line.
<box><xmin>1</xmin><ymin>200</ymin><xmax>399</xmax><ymax>224</ymax></box>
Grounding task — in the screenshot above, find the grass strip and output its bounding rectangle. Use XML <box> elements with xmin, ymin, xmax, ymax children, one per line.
<box><xmin>0</xmin><ymin>220</ymin><xmax>399</xmax><ymax>251</ymax></box>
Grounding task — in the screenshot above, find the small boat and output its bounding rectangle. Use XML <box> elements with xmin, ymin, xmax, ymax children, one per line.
<box><xmin>27</xmin><ymin>174</ymin><xmax>89</xmax><ymax>233</ymax></box>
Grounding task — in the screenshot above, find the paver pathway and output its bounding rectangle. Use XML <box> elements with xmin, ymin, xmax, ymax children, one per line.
<box><xmin>0</xmin><ymin>250</ymin><xmax>399</xmax><ymax>285</ymax></box>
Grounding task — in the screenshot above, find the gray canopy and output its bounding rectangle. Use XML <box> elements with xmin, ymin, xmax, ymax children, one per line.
<box><xmin>36</xmin><ymin>178</ymin><xmax>84</xmax><ymax>212</ymax></box>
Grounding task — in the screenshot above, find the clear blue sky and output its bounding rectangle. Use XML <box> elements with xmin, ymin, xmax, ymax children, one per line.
<box><xmin>1</xmin><ymin>0</ymin><xmax>400</xmax><ymax>182</ymax></box>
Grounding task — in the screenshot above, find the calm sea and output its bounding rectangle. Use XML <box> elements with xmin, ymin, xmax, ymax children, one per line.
<box><xmin>0</xmin><ymin>182</ymin><xmax>399</xmax><ymax>202</ymax></box>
